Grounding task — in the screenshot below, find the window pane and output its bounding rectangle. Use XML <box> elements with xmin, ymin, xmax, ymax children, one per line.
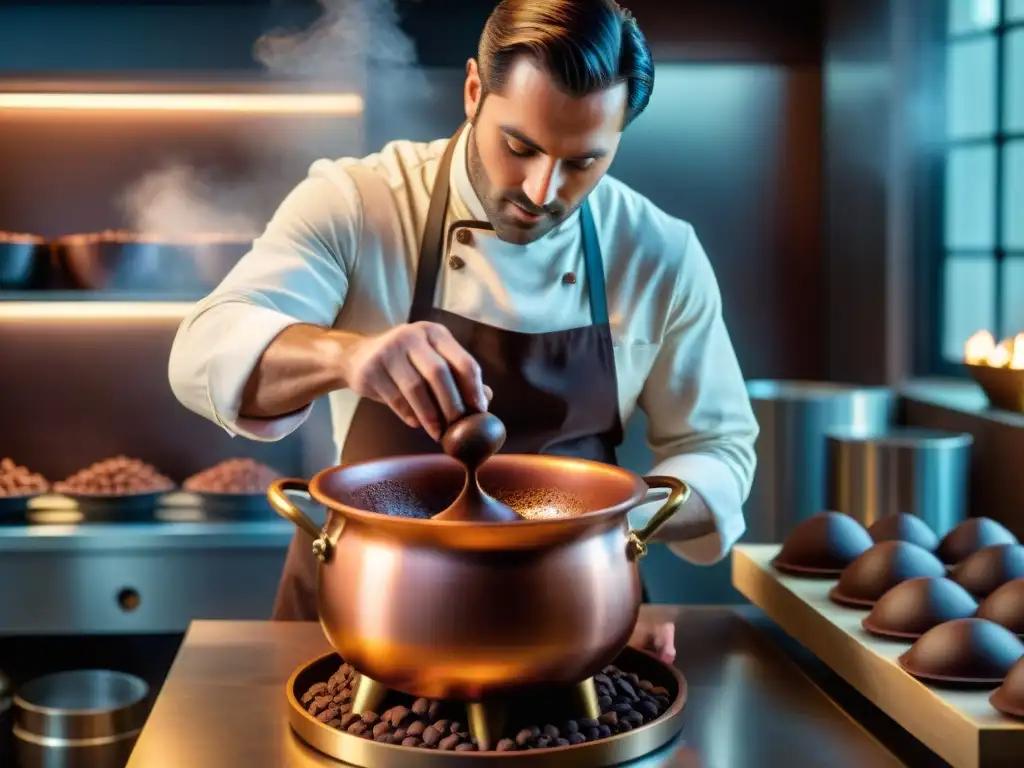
<box><xmin>1009</xmin><ymin>0</ymin><xmax>1024</xmax><ymax>21</ymax></box>
<box><xmin>948</xmin><ymin>0</ymin><xmax>1000</xmax><ymax>34</ymax></box>
<box><xmin>948</xmin><ymin>38</ymin><xmax>997</xmax><ymax>139</ymax></box>
<box><xmin>1005</xmin><ymin>140</ymin><xmax>1024</xmax><ymax>249</ymax></box>
<box><xmin>943</xmin><ymin>255</ymin><xmax>997</xmax><ymax>361</ymax></box>
<box><xmin>1002</xmin><ymin>257</ymin><xmax>1024</xmax><ymax>336</ymax></box>
<box><xmin>945</xmin><ymin>145</ymin><xmax>996</xmax><ymax>249</ymax></box>
<box><xmin>1006</xmin><ymin>29</ymin><xmax>1024</xmax><ymax>132</ymax></box>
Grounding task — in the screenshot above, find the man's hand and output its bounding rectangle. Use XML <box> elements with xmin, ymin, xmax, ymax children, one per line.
<box><xmin>628</xmin><ymin>620</ymin><xmax>676</xmax><ymax>665</ymax></box>
<box><xmin>341</xmin><ymin>322</ymin><xmax>491</xmax><ymax>440</ymax></box>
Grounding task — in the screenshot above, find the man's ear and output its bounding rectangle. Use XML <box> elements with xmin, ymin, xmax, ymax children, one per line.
<box><xmin>464</xmin><ymin>58</ymin><xmax>483</xmax><ymax>123</ymax></box>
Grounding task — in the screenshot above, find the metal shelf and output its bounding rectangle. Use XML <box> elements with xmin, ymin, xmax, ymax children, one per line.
<box><xmin>0</xmin><ymin>290</ymin><xmax>203</xmax><ymax>302</ymax></box>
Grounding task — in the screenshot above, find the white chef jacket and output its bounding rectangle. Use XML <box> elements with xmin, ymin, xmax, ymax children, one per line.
<box><xmin>168</xmin><ymin>126</ymin><xmax>759</xmax><ymax>565</ymax></box>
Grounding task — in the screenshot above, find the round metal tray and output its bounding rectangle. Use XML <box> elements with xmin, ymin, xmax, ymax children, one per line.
<box><xmin>286</xmin><ymin>646</ymin><xmax>687</xmax><ymax>767</ymax></box>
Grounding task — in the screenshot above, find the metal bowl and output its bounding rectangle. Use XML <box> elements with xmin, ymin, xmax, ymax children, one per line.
<box><xmin>966</xmin><ymin>363</ymin><xmax>1024</xmax><ymax>414</ymax></box>
<box><xmin>0</xmin><ymin>492</ymin><xmax>46</xmax><ymax>519</ymax></box>
<box><xmin>0</xmin><ymin>239</ymin><xmax>47</xmax><ymax>289</ymax></box>
<box><xmin>54</xmin><ymin>233</ymin><xmax>251</xmax><ymax>292</ymax></box>
<box><xmin>286</xmin><ymin>648</ymin><xmax>688</xmax><ymax>767</ymax></box>
<box><xmin>13</xmin><ymin>669</ymin><xmax>149</xmax><ymax>768</ymax></box>
<box><xmin>54</xmin><ymin>490</ymin><xmax>170</xmax><ymax>519</ymax></box>
<box><xmin>189</xmin><ymin>490</ymin><xmax>276</xmax><ymax>519</ymax></box>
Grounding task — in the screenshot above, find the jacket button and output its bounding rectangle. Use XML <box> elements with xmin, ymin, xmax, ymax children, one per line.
<box><xmin>562</xmin><ymin>272</ymin><xmax>577</xmax><ymax>285</ymax></box>
<box><xmin>455</xmin><ymin>229</ymin><xmax>472</xmax><ymax>245</ymax></box>
<box><xmin>449</xmin><ymin>255</ymin><xmax>465</xmax><ymax>270</ymax></box>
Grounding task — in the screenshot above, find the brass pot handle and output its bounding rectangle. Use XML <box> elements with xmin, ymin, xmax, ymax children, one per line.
<box><xmin>627</xmin><ymin>475</ymin><xmax>691</xmax><ymax>560</ymax></box>
<box><xmin>267</xmin><ymin>479</ymin><xmax>332</xmax><ymax>563</ymax></box>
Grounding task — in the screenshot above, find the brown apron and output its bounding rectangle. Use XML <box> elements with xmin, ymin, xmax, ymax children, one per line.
<box><xmin>271</xmin><ymin>123</ymin><xmax>624</xmax><ymax>621</ymax></box>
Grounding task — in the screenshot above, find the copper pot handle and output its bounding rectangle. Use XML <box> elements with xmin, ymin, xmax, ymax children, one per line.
<box><xmin>627</xmin><ymin>475</ymin><xmax>691</xmax><ymax>560</ymax></box>
<box><xmin>267</xmin><ymin>479</ymin><xmax>332</xmax><ymax>563</ymax></box>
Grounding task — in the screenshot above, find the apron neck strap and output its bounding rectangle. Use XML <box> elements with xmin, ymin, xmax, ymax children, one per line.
<box><xmin>411</xmin><ymin>122</ymin><xmax>609</xmax><ymax>327</ymax></box>
<box><xmin>578</xmin><ymin>201</ymin><xmax>608</xmax><ymax>326</ymax></box>
<box><xmin>409</xmin><ymin>123</ymin><xmax>464</xmax><ymax>321</ymax></box>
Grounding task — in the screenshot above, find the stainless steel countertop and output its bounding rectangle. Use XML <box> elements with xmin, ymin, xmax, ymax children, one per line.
<box><xmin>125</xmin><ymin>607</ymin><xmax>916</xmax><ymax>768</ymax></box>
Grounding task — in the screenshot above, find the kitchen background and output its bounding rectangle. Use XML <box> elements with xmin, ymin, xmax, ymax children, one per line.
<box><xmin>0</xmin><ymin>0</ymin><xmax>1021</xmax><ymax>731</ymax></box>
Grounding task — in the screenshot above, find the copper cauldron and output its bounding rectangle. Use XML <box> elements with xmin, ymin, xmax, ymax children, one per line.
<box><xmin>267</xmin><ymin>424</ymin><xmax>688</xmax><ymax>703</ymax></box>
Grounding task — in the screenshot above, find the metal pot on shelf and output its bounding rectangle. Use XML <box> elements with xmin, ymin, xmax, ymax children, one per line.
<box><xmin>267</xmin><ymin>412</ymin><xmax>688</xmax><ymax>703</ymax></box>
<box><xmin>53</xmin><ymin>230</ymin><xmax>252</xmax><ymax>292</ymax></box>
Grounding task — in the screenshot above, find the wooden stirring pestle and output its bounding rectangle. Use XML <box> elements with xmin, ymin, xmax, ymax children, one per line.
<box><xmin>433</xmin><ymin>412</ymin><xmax>523</xmax><ymax>522</ymax></box>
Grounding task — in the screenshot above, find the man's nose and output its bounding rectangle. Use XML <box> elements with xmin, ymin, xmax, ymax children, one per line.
<box><xmin>522</xmin><ymin>159</ymin><xmax>561</xmax><ymax>209</ymax></box>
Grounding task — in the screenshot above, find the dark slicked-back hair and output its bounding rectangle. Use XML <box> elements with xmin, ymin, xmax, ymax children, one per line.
<box><xmin>476</xmin><ymin>0</ymin><xmax>654</xmax><ymax>128</ymax></box>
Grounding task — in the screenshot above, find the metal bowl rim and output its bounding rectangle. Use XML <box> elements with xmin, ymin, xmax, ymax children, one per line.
<box><xmin>307</xmin><ymin>454</ymin><xmax>650</xmax><ymax>531</ymax></box>
<box><xmin>286</xmin><ymin>647</ymin><xmax>688</xmax><ymax>764</ymax></box>
<box><xmin>13</xmin><ymin>670</ymin><xmax>149</xmax><ymax>717</ymax></box>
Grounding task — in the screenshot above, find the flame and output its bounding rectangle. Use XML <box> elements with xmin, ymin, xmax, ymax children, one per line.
<box><xmin>1012</xmin><ymin>334</ymin><xmax>1024</xmax><ymax>370</ymax></box>
<box><xmin>964</xmin><ymin>330</ymin><xmax>997</xmax><ymax>364</ymax></box>
<box><xmin>964</xmin><ymin>330</ymin><xmax>1024</xmax><ymax>369</ymax></box>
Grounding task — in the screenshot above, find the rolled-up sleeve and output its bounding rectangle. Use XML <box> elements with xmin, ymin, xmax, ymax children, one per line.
<box><xmin>167</xmin><ymin>161</ymin><xmax>363</xmax><ymax>442</ymax></box>
<box><xmin>627</xmin><ymin>226</ymin><xmax>759</xmax><ymax>565</ymax></box>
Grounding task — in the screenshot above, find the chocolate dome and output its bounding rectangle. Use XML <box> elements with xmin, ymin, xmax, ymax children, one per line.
<box><xmin>830</xmin><ymin>541</ymin><xmax>947</xmax><ymax>608</ymax></box>
<box><xmin>937</xmin><ymin>518</ymin><xmax>1018</xmax><ymax>566</ymax></box>
<box><xmin>862</xmin><ymin>577</ymin><xmax>978</xmax><ymax>640</ymax></box>
<box><xmin>899</xmin><ymin>618</ymin><xmax>1024</xmax><ymax>685</ymax></box>
<box><xmin>976</xmin><ymin>578</ymin><xmax>1024</xmax><ymax>637</ymax></box>
<box><xmin>771</xmin><ymin>511</ymin><xmax>873</xmax><ymax>577</ymax></box>
<box><xmin>951</xmin><ymin>544</ymin><xmax>1024</xmax><ymax>599</ymax></box>
<box><xmin>990</xmin><ymin>654</ymin><xmax>1024</xmax><ymax>718</ymax></box>
<box><xmin>867</xmin><ymin>514</ymin><xmax>939</xmax><ymax>552</ymax></box>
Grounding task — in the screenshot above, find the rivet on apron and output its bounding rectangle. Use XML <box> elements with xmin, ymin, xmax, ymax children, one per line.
<box><xmin>562</xmin><ymin>272</ymin><xmax>577</xmax><ymax>285</ymax></box>
<box><xmin>455</xmin><ymin>229</ymin><xmax>472</xmax><ymax>245</ymax></box>
<box><xmin>449</xmin><ymin>254</ymin><xmax>466</xmax><ymax>270</ymax></box>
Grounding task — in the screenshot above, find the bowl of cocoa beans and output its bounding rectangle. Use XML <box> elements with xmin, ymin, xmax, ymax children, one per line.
<box><xmin>183</xmin><ymin>458</ymin><xmax>283</xmax><ymax>516</ymax></box>
<box><xmin>0</xmin><ymin>457</ymin><xmax>51</xmax><ymax>515</ymax></box>
<box><xmin>53</xmin><ymin>455</ymin><xmax>175</xmax><ymax>514</ymax></box>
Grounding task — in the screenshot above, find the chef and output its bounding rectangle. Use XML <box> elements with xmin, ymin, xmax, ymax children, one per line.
<box><xmin>168</xmin><ymin>0</ymin><xmax>758</xmax><ymax>664</ymax></box>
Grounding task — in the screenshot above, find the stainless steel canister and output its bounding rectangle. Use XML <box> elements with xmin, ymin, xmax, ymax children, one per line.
<box><xmin>826</xmin><ymin>428</ymin><xmax>973</xmax><ymax>537</ymax></box>
<box><xmin>1</xmin><ymin>668</ymin><xmax>10</xmax><ymax>715</ymax></box>
<box><xmin>13</xmin><ymin>669</ymin><xmax>150</xmax><ymax>768</ymax></box>
<box><xmin>744</xmin><ymin>380</ymin><xmax>894</xmax><ymax>542</ymax></box>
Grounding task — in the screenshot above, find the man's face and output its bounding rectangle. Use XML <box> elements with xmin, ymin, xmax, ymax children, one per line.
<box><xmin>463</xmin><ymin>55</ymin><xmax>627</xmax><ymax>245</ymax></box>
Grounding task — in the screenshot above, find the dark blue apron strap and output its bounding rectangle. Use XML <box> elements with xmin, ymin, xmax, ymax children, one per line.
<box><xmin>579</xmin><ymin>200</ymin><xmax>609</xmax><ymax>326</ymax></box>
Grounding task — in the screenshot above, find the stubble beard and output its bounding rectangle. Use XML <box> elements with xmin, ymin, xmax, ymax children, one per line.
<box><xmin>465</xmin><ymin>127</ymin><xmax>563</xmax><ymax>246</ymax></box>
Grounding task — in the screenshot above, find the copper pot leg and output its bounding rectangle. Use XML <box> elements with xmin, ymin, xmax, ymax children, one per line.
<box><xmin>350</xmin><ymin>674</ymin><xmax>388</xmax><ymax>717</ymax></box>
<box><xmin>572</xmin><ymin>677</ymin><xmax>601</xmax><ymax>720</ymax></box>
<box><xmin>466</xmin><ymin>700</ymin><xmax>507</xmax><ymax>752</ymax></box>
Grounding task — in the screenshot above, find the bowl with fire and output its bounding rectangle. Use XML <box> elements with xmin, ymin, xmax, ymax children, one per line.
<box><xmin>964</xmin><ymin>330</ymin><xmax>1024</xmax><ymax>414</ymax></box>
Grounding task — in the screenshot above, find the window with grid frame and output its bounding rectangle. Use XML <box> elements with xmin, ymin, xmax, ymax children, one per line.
<box><xmin>942</xmin><ymin>0</ymin><xmax>1024</xmax><ymax>364</ymax></box>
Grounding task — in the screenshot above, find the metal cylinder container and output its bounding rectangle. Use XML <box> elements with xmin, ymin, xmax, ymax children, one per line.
<box><xmin>826</xmin><ymin>428</ymin><xmax>973</xmax><ymax>537</ymax></box>
<box><xmin>13</xmin><ymin>669</ymin><xmax>150</xmax><ymax>768</ymax></box>
<box><xmin>1</xmin><ymin>668</ymin><xmax>11</xmax><ymax>715</ymax></box>
<box><xmin>744</xmin><ymin>380</ymin><xmax>894</xmax><ymax>542</ymax></box>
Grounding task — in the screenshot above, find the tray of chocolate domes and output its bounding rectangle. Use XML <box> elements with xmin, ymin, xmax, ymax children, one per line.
<box><xmin>287</xmin><ymin>645</ymin><xmax>687</xmax><ymax>767</ymax></box>
<box><xmin>734</xmin><ymin>512</ymin><xmax>1024</xmax><ymax>768</ymax></box>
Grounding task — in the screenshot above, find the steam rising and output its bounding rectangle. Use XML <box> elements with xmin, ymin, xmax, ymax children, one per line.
<box><xmin>118</xmin><ymin>0</ymin><xmax>422</xmax><ymax>239</ymax></box>
<box><xmin>253</xmin><ymin>0</ymin><xmax>418</xmax><ymax>83</ymax></box>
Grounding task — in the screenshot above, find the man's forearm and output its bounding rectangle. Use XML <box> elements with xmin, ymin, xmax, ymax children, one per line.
<box><xmin>239</xmin><ymin>324</ymin><xmax>362</xmax><ymax>419</ymax></box>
